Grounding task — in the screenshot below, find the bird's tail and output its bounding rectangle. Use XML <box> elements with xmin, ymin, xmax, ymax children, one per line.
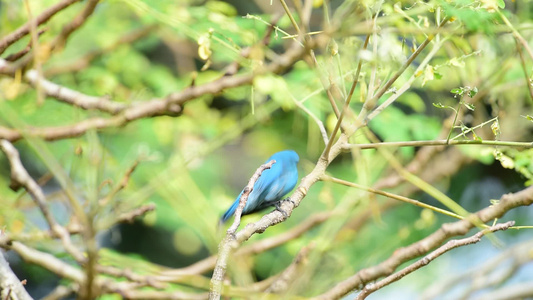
<box><xmin>220</xmin><ymin>199</ymin><xmax>239</xmax><ymax>223</ymax></box>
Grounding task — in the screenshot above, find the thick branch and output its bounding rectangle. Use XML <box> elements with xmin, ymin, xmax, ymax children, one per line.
<box><xmin>0</xmin><ymin>42</ymin><xmax>309</xmax><ymax>142</ymax></box>
<box><xmin>24</xmin><ymin>69</ymin><xmax>127</xmax><ymax>114</ymax></box>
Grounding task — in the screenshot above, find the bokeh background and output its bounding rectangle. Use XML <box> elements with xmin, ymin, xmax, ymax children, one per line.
<box><xmin>1</xmin><ymin>0</ymin><xmax>532</xmax><ymax>299</ymax></box>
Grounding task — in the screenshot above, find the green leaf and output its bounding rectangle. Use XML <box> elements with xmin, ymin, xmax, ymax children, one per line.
<box><xmin>450</xmin><ymin>88</ymin><xmax>463</xmax><ymax>95</ymax></box>
<box><xmin>496</xmin><ymin>0</ymin><xmax>505</xmax><ymax>9</ymax></box>
<box><xmin>521</xmin><ymin>115</ymin><xmax>533</xmax><ymax>122</ymax></box>
<box><xmin>472</xmin><ymin>131</ymin><xmax>482</xmax><ymax>141</ymax></box>
<box><xmin>468</xmin><ymin>87</ymin><xmax>478</xmax><ymax>97</ymax></box>
<box><xmin>464</xmin><ymin>103</ymin><xmax>475</xmax><ymax>111</ymax></box>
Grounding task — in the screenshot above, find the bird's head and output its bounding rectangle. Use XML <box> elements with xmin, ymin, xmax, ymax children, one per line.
<box><xmin>269</xmin><ymin>150</ymin><xmax>299</xmax><ymax>164</ymax></box>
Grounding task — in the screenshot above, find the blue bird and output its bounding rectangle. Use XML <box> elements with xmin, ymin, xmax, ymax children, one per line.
<box><xmin>221</xmin><ymin>150</ymin><xmax>299</xmax><ymax>223</ymax></box>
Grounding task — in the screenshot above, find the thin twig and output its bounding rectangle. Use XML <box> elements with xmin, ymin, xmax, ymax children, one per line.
<box><xmin>9</xmin><ymin>241</ymin><xmax>85</xmax><ymax>283</ymax></box>
<box><xmin>50</xmin><ymin>0</ymin><xmax>100</xmax><ymax>51</ymax></box>
<box><xmin>24</xmin><ymin>68</ymin><xmax>127</xmax><ymax>114</ymax></box>
<box><xmin>342</xmin><ymin>139</ymin><xmax>533</xmax><ymax>150</ymax></box>
<box><xmin>99</xmin><ymin>160</ymin><xmax>140</xmax><ymax>206</ymax></box>
<box><xmin>323</xmin><ymin>34</ymin><xmax>370</xmax><ymax>157</ymax></box>
<box><xmin>323</xmin><ymin>176</ymin><xmax>463</xmax><ymax>220</ymax></box>
<box><xmin>359</xmin><ymin>17</ymin><xmax>450</xmax><ymax>124</ymax></box>
<box><xmin>421</xmin><ymin>239</ymin><xmax>533</xmax><ymax>299</ymax></box>
<box><xmin>115</xmin><ymin>204</ymin><xmax>156</xmax><ymax>224</ymax></box>
<box><xmin>4</xmin><ymin>28</ymin><xmax>47</xmax><ymax>62</ymax></box>
<box><xmin>515</xmin><ymin>38</ymin><xmax>533</xmax><ymax>102</ymax></box>
<box><xmin>0</xmin><ymin>0</ymin><xmax>81</xmax><ymax>54</ymax></box>
<box><xmin>279</xmin><ymin>0</ymin><xmax>301</xmax><ymax>35</ymax></box>
<box><xmin>291</xmin><ymin>95</ymin><xmax>329</xmax><ymax>145</ymax></box>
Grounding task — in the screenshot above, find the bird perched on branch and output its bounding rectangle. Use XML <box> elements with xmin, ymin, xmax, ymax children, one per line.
<box><xmin>221</xmin><ymin>150</ymin><xmax>299</xmax><ymax>223</ymax></box>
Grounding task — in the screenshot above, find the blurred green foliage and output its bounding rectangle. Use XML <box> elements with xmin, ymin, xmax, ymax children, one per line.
<box><xmin>1</xmin><ymin>0</ymin><xmax>533</xmax><ymax>298</ymax></box>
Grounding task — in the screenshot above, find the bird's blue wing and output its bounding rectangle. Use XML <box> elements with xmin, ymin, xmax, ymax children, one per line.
<box><xmin>220</xmin><ymin>160</ymin><xmax>282</xmax><ymax>222</ymax></box>
<box><xmin>244</xmin><ymin>160</ymin><xmax>283</xmax><ymax>210</ymax></box>
<box><xmin>260</xmin><ymin>164</ymin><xmax>298</xmax><ymax>206</ymax></box>
<box><xmin>220</xmin><ymin>150</ymin><xmax>299</xmax><ymax>223</ymax></box>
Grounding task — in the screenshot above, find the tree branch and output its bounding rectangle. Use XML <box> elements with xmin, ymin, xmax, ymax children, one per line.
<box><xmin>209</xmin><ymin>160</ymin><xmax>275</xmax><ymax>300</ymax></box>
<box><xmin>0</xmin><ymin>140</ymin><xmax>85</xmax><ymax>262</ymax></box>
<box><xmin>0</xmin><ymin>250</ymin><xmax>33</xmax><ymax>300</ymax></box>
<box><xmin>160</xmin><ymin>211</ymin><xmax>331</xmax><ymax>277</ymax></box>
<box><xmin>356</xmin><ymin>221</ymin><xmax>515</xmax><ymax>299</ymax></box>
<box><xmin>317</xmin><ymin>185</ymin><xmax>533</xmax><ymax>299</ymax></box>
<box><xmin>0</xmin><ymin>41</ymin><xmax>310</xmax><ymax>142</ymax></box>
<box><xmin>0</xmin><ymin>0</ymin><xmax>81</xmax><ymax>55</ymax></box>
<box><xmin>342</xmin><ymin>139</ymin><xmax>533</xmax><ymax>150</ymax></box>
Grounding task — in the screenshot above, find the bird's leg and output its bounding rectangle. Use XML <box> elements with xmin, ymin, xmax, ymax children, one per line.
<box><xmin>274</xmin><ymin>198</ymin><xmax>296</xmax><ymax>218</ymax></box>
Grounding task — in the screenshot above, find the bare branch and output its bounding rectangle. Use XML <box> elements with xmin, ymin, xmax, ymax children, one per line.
<box><xmin>24</xmin><ymin>68</ymin><xmax>128</xmax><ymax>114</ymax></box>
<box><xmin>50</xmin><ymin>0</ymin><xmax>100</xmax><ymax>51</ymax></box>
<box><xmin>343</xmin><ymin>139</ymin><xmax>533</xmax><ymax>150</ymax></box>
<box><xmin>0</xmin><ymin>42</ymin><xmax>310</xmax><ymax>142</ymax></box>
<box><xmin>209</xmin><ymin>159</ymin><xmax>276</xmax><ymax>300</ymax></box>
<box><xmin>4</xmin><ymin>28</ymin><xmax>47</xmax><ymax>62</ymax></box>
<box><xmin>317</xmin><ymin>185</ymin><xmax>533</xmax><ymax>299</ymax></box>
<box><xmin>0</xmin><ymin>0</ymin><xmax>81</xmax><ymax>55</ymax></box>
<box><xmin>422</xmin><ymin>239</ymin><xmax>533</xmax><ymax>299</ymax></box>
<box><xmin>0</xmin><ymin>250</ymin><xmax>33</xmax><ymax>300</ymax></box>
<box><xmin>356</xmin><ymin>221</ymin><xmax>515</xmax><ymax>299</ymax></box>
<box><xmin>115</xmin><ymin>204</ymin><xmax>156</xmax><ymax>224</ymax></box>
<box><xmin>161</xmin><ymin>211</ymin><xmax>330</xmax><ymax>277</ymax></box>
<box><xmin>9</xmin><ymin>242</ymin><xmax>85</xmax><ymax>283</ymax></box>
<box><xmin>99</xmin><ymin>160</ymin><xmax>140</xmax><ymax>205</ymax></box>
<box><xmin>0</xmin><ymin>140</ymin><xmax>84</xmax><ymax>262</ymax></box>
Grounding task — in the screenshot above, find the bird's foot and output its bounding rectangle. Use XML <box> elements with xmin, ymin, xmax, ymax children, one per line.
<box><xmin>275</xmin><ymin>198</ymin><xmax>296</xmax><ymax>218</ymax></box>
